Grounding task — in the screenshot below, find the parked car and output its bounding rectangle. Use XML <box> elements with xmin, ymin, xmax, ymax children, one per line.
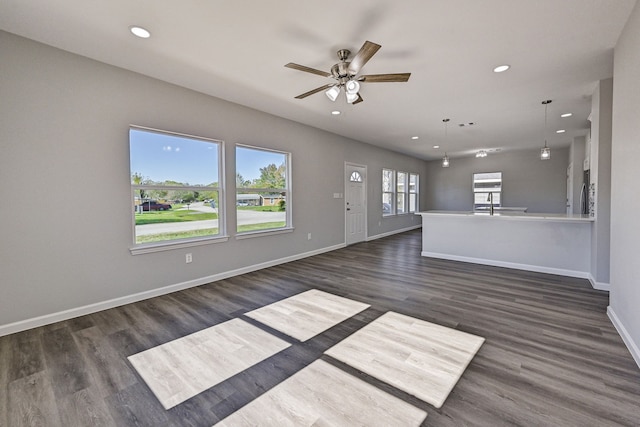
<box><xmin>383</xmin><ymin>202</ymin><xmax>392</xmax><ymax>214</ymax></box>
<box><xmin>139</xmin><ymin>201</ymin><xmax>172</xmax><ymax>211</ymax></box>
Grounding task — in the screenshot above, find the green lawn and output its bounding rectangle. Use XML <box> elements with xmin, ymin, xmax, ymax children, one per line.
<box><xmin>237</xmin><ymin>222</ymin><xmax>286</xmax><ymax>232</ymax></box>
<box><xmin>135</xmin><ymin>209</ymin><xmax>218</xmax><ymax>225</ymax></box>
<box><xmin>136</xmin><ymin>228</ymin><xmax>219</xmax><ymax>244</ymax></box>
<box><xmin>136</xmin><ymin>222</ymin><xmax>287</xmax><ymax>244</ymax></box>
<box><xmin>237</xmin><ymin>206</ymin><xmax>284</xmax><ymax>212</ymax></box>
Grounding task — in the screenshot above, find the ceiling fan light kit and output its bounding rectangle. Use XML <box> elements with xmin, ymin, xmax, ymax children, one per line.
<box><xmin>325</xmin><ymin>85</ymin><xmax>340</xmax><ymax>101</ymax></box>
<box><xmin>345</xmin><ymin>80</ymin><xmax>360</xmax><ymax>94</ymax></box>
<box><xmin>285</xmin><ymin>40</ymin><xmax>410</xmax><ymax>105</ymax></box>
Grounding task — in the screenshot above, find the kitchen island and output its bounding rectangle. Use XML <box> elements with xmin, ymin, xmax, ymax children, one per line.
<box><xmin>416</xmin><ymin>211</ymin><xmax>594</xmax><ymax>278</ymax></box>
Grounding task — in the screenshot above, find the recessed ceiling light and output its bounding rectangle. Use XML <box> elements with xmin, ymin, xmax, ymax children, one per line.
<box><xmin>556</xmin><ymin>129</ymin><xmax>566</xmax><ymax>133</ymax></box>
<box><xmin>411</xmin><ymin>136</ymin><xmax>419</xmax><ymax>140</ymax></box>
<box><xmin>130</xmin><ymin>26</ymin><xmax>151</xmax><ymax>38</ymax></box>
<box><xmin>433</xmin><ymin>145</ymin><xmax>440</xmax><ymax>149</ymax></box>
<box><xmin>493</xmin><ymin>65</ymin><xmax>510</xmax><ymax>73</ymax></box>
<box><xmin>331</xmin><ymin>110</ymin><xmax>341</xmax><ymax>115</ymax></box>
<box><xmin>560</xmin><ymin>113</ymin><xmax>573</xmax><ymax>118</ymax></box>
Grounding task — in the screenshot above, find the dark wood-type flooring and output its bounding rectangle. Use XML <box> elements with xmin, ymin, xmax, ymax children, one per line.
<box><xmin>1</xmin><ymin>230</ymin><xmax>640</xmax><ymax>426</ymax></box>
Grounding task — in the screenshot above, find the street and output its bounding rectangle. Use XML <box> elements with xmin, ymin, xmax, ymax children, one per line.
<box><xmin>135</xmin><ymin>202</ymin><xmax>286</xmax><ymax>236</ymax></box>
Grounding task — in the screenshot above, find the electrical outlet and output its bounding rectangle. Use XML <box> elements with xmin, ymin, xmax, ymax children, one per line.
<box><xmin>307</xmin><ymin>233</ymin><xmax>312</xmax><ymax>240</ymax></box>
<box><xmin>185</xmin><ymin>253</ymin><xmax>192</xmax><ymax>263</ymax></box>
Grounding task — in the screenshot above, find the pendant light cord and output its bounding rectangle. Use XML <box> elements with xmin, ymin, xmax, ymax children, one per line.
<box><xmin>542</xmin><ymin>100</ymin><xmax>552</xmax><ymax>148</ymax></box>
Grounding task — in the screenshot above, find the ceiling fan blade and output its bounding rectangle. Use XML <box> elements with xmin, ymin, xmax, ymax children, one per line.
<box><xmin>353</xmin><ymin>94</ymin><xmax>364</xmax><ymax>104</ymax></box>
<box><xmin>359</xmin><ymin>73</ymin><xmax>411</xmax><ymax>83</ymax></box>
<box><xmin>294</xmin><ymin>83</ymin><xmax>335</xmax><ymax>99</ymax></box>
<box><xmin>348</xmin><ymin>41</ymin><xmax>381</xmax><ymax>75</ymax></box>
<box><xmin>285</xmin><ymin>63</ymin><xmax>331</xmax><ymax>78</ymax></box>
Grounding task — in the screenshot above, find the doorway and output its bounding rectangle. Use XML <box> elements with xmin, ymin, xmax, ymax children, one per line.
<box><xmin>345</xmin><ymin>163</ymin><xmax>367</xmax><ymax>245</ymax></box>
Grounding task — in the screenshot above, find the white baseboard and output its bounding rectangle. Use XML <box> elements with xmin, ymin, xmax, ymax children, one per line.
<box><xmin>367</xmin><ymin>225</ymin><xmax>421</xmax><ymax>242</ymax></box>
<box><xmin>421</xmin><ymin>251</ymin><xmax>590</xmax><ymax>279</ymax></box>
<box><xmin>607</xmin><ymin>306</ymin><xmax>640</xmax><ymax>370</ymax></box>
<box><xmin>0</xmin><ymin>243</ymin><xmax>346</xmax><ymax>337</ymax></box>
<box><xmin>586</xmin><ymin>274</ymin><xmax>610</xmax><ymax>291</ymax></box>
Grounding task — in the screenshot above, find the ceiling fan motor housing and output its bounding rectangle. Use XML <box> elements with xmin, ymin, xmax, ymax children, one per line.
<box><xmin>331</xmin><ymin>62</ymin><xmax>354</xmax><ymax>83</ymax></box>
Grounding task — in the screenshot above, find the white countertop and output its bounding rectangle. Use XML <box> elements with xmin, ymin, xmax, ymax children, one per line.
<box><xmin>416</xmin><ymin>210</ymin><xmax>594</xmax><ymax>223</ymax></box>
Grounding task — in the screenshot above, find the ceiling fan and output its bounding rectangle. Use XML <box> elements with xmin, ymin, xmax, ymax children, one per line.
<box><xmin>285</xmin><ymin>40</ymin><xmax>411</xmax><ymax>105</ymax></box>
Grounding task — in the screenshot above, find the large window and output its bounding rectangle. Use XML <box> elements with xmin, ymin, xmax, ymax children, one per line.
<box><xmin>473</xmin><ymin>172</ymin><xmax>502</xmax><ymax>211</ymax></box>
<box><xmin>236</xmin><ymin>145</ymin><xmax>291</xmax><ymax>234</ymax></box>
<box><xmin>383</xmin><ymin>169</ymin><xmax>419</xmax><ymax>216</ymax></box>
<box><xmin>130</xmin><ymin>127</ymin><xmax>223</xmax><ymax>246</ymax></box>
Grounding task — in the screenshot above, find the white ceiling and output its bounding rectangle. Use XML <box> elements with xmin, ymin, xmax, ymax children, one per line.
<box><xmin>0</xmin><ymin>0</ymin><xmax>636</xmax><ymax>160</ymax></box>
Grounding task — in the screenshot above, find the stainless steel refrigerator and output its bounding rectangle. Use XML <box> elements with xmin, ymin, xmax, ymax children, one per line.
<box><xmin>580</xmin><ymin>169</ymin><xmax>590</xmax><ymax>215</ymax></box>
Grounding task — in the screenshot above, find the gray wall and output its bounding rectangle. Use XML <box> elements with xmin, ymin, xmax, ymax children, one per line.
<box><xmin>590</xmin><ymin>79</ymin><xmax>613</xmax><ymax>285</ymax></box>
<box><xmin>0</xmin><ymin>31</ymin><xmax>426</xmax><ymax>329</ymax></box>
<box><xmin>423</xmin><ymin>148</ymin><xmax>569</xmax><ymax>213</ymax></box>
<box><xmin>611</xmin><ymin>1</ymin><xmax>640</xmax><ymax>365</ymax></box>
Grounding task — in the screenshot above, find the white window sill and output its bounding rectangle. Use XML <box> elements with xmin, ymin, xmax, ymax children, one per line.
<box><xmin>130</xmin><ymin>235</ymin><xmax>229</xmax><ymax>255</ymax></box>
<box><xmin>383</xmin><ymin>212</ymin><xmax>416</xmax><ymax>218</ymax></box>
<box><xmin>235</xmin><ymin>227</ymin><xmax>294</xmax><ymax>240</ymax></box>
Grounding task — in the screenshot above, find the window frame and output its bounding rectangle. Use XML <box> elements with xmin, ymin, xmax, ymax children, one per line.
<box><xmin>473</xmin><ymin>171</ymin><xmax>503</xmax><ymax>211</ymax></box>
<box><xmin>409</xmin><ymin>173</ymin><xmax>419</xmax><ymax>213</ymax></box>
<box><xmin>235</xmin><ymin>144</ymin><xmax>293</xmax><ymax>239</ymax></box>
<box><xmin>129</xmin><ymin>126</ymin><xmax>226</xmax><ymax>255</ymax></box>
<box><xmin>397</xmin><ymin>171</ymin><xmax>408</xmax><ymax>215</ymax></box>
<box><xmin>383</xmin><ymin>169</ymin><xmax>419</xmax><ymax>217</ymax></box>
<box><xmin>382</xmin><ymin>168</ymin><xmax>396</xmax><ymax>216</ymax></box>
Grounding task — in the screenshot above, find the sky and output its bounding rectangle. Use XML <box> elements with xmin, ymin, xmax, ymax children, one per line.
<box><xmin>130</xmin><ymin>129</ymin><xmax>286</xmax><ymax>185</ymax></box>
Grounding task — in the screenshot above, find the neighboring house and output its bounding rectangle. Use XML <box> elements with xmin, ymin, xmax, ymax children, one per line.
<box><xmin>261</xmin><ymin>194</ymin><xmax>285</xmax><ymax>207</ymax></box>
<box><xmin>236</xmin><ymin>193</ymin><xmax>261</xmax><ymax>206</ymax></box>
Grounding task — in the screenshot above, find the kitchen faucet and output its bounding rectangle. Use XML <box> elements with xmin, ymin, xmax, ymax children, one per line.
<box><xmin>487</xmin><ymin>192</ymin><xmax>494</xmax><ymax>215</ymax></box>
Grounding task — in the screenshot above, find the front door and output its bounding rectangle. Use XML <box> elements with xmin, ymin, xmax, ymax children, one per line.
<box><xmin>345</xmin><ymin>163</ymin><xmax>367</xmax><ymax>245</ymax></box>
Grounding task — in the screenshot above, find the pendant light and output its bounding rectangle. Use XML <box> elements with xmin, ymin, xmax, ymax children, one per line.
<box><xmin>442</xmin><ymin>118</ymin><xmax>450</xmax><ymax>168</ymax></box>
<box><xmin>540</xmin><ymin>100</ymin><xmax>552</xmax><ymax>160</ymax></box>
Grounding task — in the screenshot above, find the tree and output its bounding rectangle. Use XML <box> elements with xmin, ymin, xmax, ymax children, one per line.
<box><xmin>236</xmin><ymin>173</ymin><xmax>251</xmax><ymax>187</ymax></box>
<box><xmin>131</xmin><ymin>172</ymin><xmax>149</xmax><ymax>201</ymax></box>
<box><xmin>256</xmin><ymin>163</ymin><xmax>285</xmax><ymax>189</ymax></box>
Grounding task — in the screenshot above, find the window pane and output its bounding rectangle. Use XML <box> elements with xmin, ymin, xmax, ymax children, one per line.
<box><xmin>236</xmin><ymin>146</ymin><xmax>290</xmax><ymax>233</ymax></box>
<box><xmin>473</xmin><ymin>172</ymin><xmax>502</xmax><ymax>210</ymax></box>
<box><xmin>383</xmin><ymin>193</ymin><xmax>394</xmax><ymax>215</ymax></box>
<box><xmin>397</xmin><ymin>172</ymin><xmax>407</xmax><ymax>214</ymax></box>
<box><xmin>409</xmin><ymin>194</ymin><xmax>417</xmax><ymax>212</ymax></box>
<box><xmin>350</xmin><ymin>171</ymin><xmax>363</xmax><ymax>182</ymax></box>
<box><xmin>236</xmin><ymin>146</ymin><xmax>287</xmax><ymax>189</ymax></box>
<box><xmin>397</xmin><ymin>172</ymin><xmax>407</xmax><ymax>193</ymax></box>
<box><xmin>236</xmin><ymin>191</ymin><xmax>287</xmax><ymax>232</ymax></box>
<box><xmin>409</xmin><ymin>174</ymin><xmax>417</xmax><ymax>192</ymax></box>
<box><xmin>130</xmin><ymin>128</ymin><xmax>219</xmax><ymax>186</ymax></box>
<box><xmin>408</xmin><ymin>173</ymin><xmax>418</xmax><ymax>213</ymax></box>
<box><xmin>382</xmin><ymin>169</ymin><xmax>394</xmax><ymax>192</ymax></box>
<box><xmin>130</xmin><ymin>128</ymin><xmax>222</xmax><ymax>245</ymax></box>
<box><xmin>134</xmin><ymin>193</ymin><xmax>219</xmax><ymax>244</ymax></box>
<box><xmin>397</xmin><ymin>193</ymin><xmax>406</xmax><ymax>214</ymax></box>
